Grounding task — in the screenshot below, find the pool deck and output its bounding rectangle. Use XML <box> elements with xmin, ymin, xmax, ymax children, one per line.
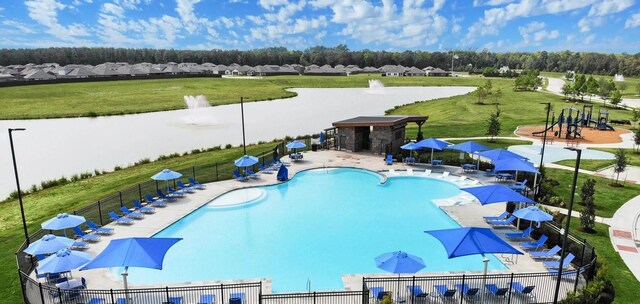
<box><xmin>54</xmin><ymin>150</ymin><xmax>573</xmax><ymax>294</ymax></box>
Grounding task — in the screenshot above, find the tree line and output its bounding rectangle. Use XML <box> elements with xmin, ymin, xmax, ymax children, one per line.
<box><xmin>1</xmin><ymin>45</ymin><xmax>639</xmax><ymax>76</ymax></box>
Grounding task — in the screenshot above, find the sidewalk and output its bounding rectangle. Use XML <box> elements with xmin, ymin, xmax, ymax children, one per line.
<box><xmin>609</xmin><ymin>195</ymin><xmax>640</xmax><ymax>281</ymax></box>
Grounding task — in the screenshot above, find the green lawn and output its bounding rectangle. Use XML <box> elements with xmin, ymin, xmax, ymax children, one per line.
<box><xmin>554</xmin><ymin>148</ymin><xmax>640</xmax><ymax>172</ymax></box>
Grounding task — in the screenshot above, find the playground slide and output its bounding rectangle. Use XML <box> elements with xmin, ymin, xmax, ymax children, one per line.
<box><xmin>589</xmin><ymin>120</ymin><xmax>616</xmax><ymax>131</ymax></box>
<box><xmin>532</xmin><ymin>122</ymin><xmax>557</xmax><ymax>136</ymax></box>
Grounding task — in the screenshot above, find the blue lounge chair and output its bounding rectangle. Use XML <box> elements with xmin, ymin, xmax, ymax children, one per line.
<box><xmin>487</xmin><ymin>216</ymin><xmax>516</xmax><ymax>228</ymax></box>
<box><xmin>506</xmin><ymin>227</ymin><xmax>534</xmax><ymax>240</ymax></box>
<box><xmin>133</xmin><ymin>200</ymin><xmax>155</xmax><ymax>213</ymax></box>
<box><xmin>434</xmin><ymin>285</ymin><xmax>456</xmax><ymax>301</ymax></box>
<box><xmin>120</xmin><ymin>206</ymin><xmax>145</xmax><ymax>219</ymax></box>
<box><xmin>197</xmin><ymin>294</ymin><xmax>215</xmax><ymax>304</ymax></box>
<box><xmin>165</xmin><ymin>296</ymin><xmax>182</xmax><ymax>304</ymax></box>
<box><xmin>510</xmin><ymin>179</ymin><xmax>528</xmax><ymax>192</ymax></box>
<box><xmin>115</xmin><ymin>298</ymin><xmax>127</xmax><ymax>304</ymax></box>
<box><xmin>167</xmin><ymin>186</ymin><xmax>185</xmax><ymax>197</ymax></box>
<box><xmin>407</xmin><ymin>285</ymin><xmax>428</xmax><ymax>298</ymax></box>
<box><xmin>145</xmin><ymin>194</ymin><xmax>167</xmax><ymax>207</ymax></box>
<box><xmin>485</xmin><ymin>284</ymin><xmax>509</xmax><ymax>298</ymax></box>
<box><xmin>370</xmin><ymin>287</ymin><xmax>385</xmax><ymax>302</ymax></box>
<box><xmin>258</xmin><ymin>163</ymin><xmax>274</xmax><ymax>174</ymax></box>
<box><xmin>87</xmin><ymin>298</ymin><xmax>106</xmax><ymax>304</ymax></box>
<box><xmin>230</xmin><ymin>292</ymin><xmax>245</xmax><ymax>304</ymax></box>
<box><xmin>544</xmin><ymin>253</ymin><xmax>575</xmax><ymax>269</ymax></box>
<box><xmin>73</xmin><ymin>226</ymin><xmax>100</xmax><ymax>242</ymax></box>
<box><xmin>108</xmin><ymin>211</ymin><xmax>133</xmax><ymax>224</ymax></box>
<box><xmin>233</xmin><ymin>170</ymin><xmax>249</xmax><ymax>182</ymax></box>
<box><xmin>483</xmin><ymin>211</ymin><xmax>510</xmax><ymax>222</ymax></box>
<box><xmin>530</xmin><ymin>245</ymin><xmax>561</xmax><ymax>260</ymax></box>
<box><xmin>157</xmin><ymin>189</ymin><xmax>178</xmax><ymax>201</ymax></box>
<box><xmin>385</xmin><ymin>154</ymin><xmax>393</xmax><ymax>165</ymax></box>
<box><xmin>520</xmin><ymin>235</ymin><xmax>548</xmax><ymax>250</ymax></box>
<box><xmin>71</xmin><ymin>240</ymin><xmax>88</xmax><ymax>250</ymax></box>
<box><xmin>177</xmin><ymin>181</ymin><xmax>195</xmax><ymax>193</ymax></box>
<box><xmin>511</xmin><ymin>282</ymin><xmax>535</xmax><ymax>299</ymax></box>
<box><xmin>188</xmin><ymin>177</ymin><xmax>206</xmax><ymax>189</ymax></box>
<box><xmin>455</xmin><ymin>284</ymin><xmax>479</xmax><ymax>300</ymax></box>
<box><xmin>246</xmin><ymin>168</ymin><xmax>260</xmax><ymax>179</ymax></box>
<box><xmin>87</xmin><ymin>221</ymin><xmax>114</xmax><ymax>234</ymax></box>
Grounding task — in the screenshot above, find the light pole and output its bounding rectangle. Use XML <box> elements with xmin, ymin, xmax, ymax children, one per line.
<box><xmin>9</xmin><ymin>128</ymin><xmax>29</xmax><ymax>245</ymax></box>
<box><xmin>240</xmin><ymin>97</ymin><xmax>247</xmax><ymax>155</ymax></box>
<box><xmin>451</xmin><ymin>54</ymin><xmax>458</xmax><ymax>76</ymax></box>
<box><xmin>536</xmin><ymin>102</ymin><xmax>551</xmax><ymax>198</ymax></box>
<box><xmin>553</xmin><ymin>147</ymin><xmax>581</xmax><ymax>303</ymax></box>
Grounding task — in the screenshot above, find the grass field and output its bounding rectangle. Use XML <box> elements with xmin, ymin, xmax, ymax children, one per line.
<box><xmin>554</xmin><ymin>148</ymin><xmax>640</xmax><ymax>172</ymax></box>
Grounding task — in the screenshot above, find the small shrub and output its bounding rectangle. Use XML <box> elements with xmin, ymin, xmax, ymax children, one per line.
<box><xmin>225</xmin><ymin>144</ymin><xmax>233</xmax><ymax>149</ymax></box>
<box><xmin>87</xmin><ymin>111</ymin><xmax>98</xmax><ymax>117</ymax></box>
<box><xmin>113</xmin><ymin>165</ymin><xmax>122</xmax><ymax>171</ymax></box>
<box><xmin>135</xmin><ymin>158</ymin><xmax>151</xmax><ymax>165</ymax></box>
<box><xmin>211</xmin><ymin>145</ymin><xmax>221</xmax><ymax>151</ymax></box>
<box><xmin>191</xmin><ymin>149</ymin><xmax>202</xmax><ymax>154</ymax></box>
<box><xmin>80</xmin><ymin>172</ymin><xmax>93</xmax><ymax>179</ymax></box>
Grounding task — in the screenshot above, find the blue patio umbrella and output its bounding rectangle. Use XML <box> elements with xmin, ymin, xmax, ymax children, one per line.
<box><xmin>81</xmin><ymin>237</ymin><xmax>182</xmax><ymax>302</ymax></box>
<box><xmin>476</xmin><ymin>148</ymin><xmax>527</xmax><ymax>162</ymax></box>
<box><xmin>513</xmin><ymin>206</ymin><xmax>553</xmax><ymax>223</ymax></box>
<box><xmin>493</xmin><ymin>158</ymin><xmax>540</xmax><ymax>175</ymax></box>
<box><xmin>375</xmin><ymin>251</ymin><xmax>425</xmax><ymax>301</ymax></box>
<box><xmin>41</xmin><ymin>213</ymin><xmax>86</xmax><ymax>237</ymax></box>
<box><xmin>151</xmin><ymin>169</ymin><xmax>183</xmax><ymax>191</ymax></box>
<box><xmin>234</xmin><ymin>155</ymin><xmax>259</xmax><ymax>167</ymax></box>
<box><xmin>319</xmin><ymin>132</ymin><xmax>325</xmax><ymax>143</ymax></box>
<box><xmin>462</xmin><ymin>184</ymin><xmax>535</xmax><ymax>205</ymax></box>
<box><xmin>445</xmin><ymin>141</ymin><xmax>491</xmax><ymax>154</ymax></box>
<box><xmin>286</xmin><ymin>140</ymin><xmax>306</xmax><ymax>154</ymax></box>
<box><xmin>425</xmin><ymin>227</ymin><xmax>522</xmax><ymax>303</ymax></box>
<box><xmin>37</xmin><ymin>249</ymin><xmax>92</xmax><ymax>274</ymax></box>
<box><xmin>414</xmin><ymin>138</ymin><xmax>450</xmax><ymax>163</ymax></box>
<box><xmin>24</xmin><ymin>234</ymin><xmax>75</xmax><ymax>255</ymax></box>
<box><xmin>400</xmin><ymin>142</ymin><xmax>420</xmax><ymax>150</ymax></box>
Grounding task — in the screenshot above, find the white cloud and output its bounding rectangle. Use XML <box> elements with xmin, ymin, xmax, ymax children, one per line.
<box><xmin>3</xmin><ymin>20</ymin><xmax>37</xmax><ymax>34</ymax></box>
<box><xmin>219</xmin><ymin>17</ymin><xmax>234</xmax><ymax>28</ymax></box>
<box><xmin>473</xmin><ymin>0</ymin><xmax>515</xmax><ymax>7</ymax></box>
<box><xmin>176</xmin><ymin>0</ymin><xmax>202</xmax><ymax>34</ymax></box>
<box><xmin>626</xmin><ymin>12</ymin><xmax>640</xmax><ymax>28</ymax></box>
<box><xmin>518</xmin><ymin>21</ymin><xmax>560</xmax><ymax>44</ymax></box>
<box><xmin>102</xmin><ymin>3</ymin><xmax>124</xmax><ymax>15</ymax></box>
<box><xmin>25</xmin><ymin>0</ymin><xmax>91</xmax><ymax>42</ymax></box>
<box><xmin>258</xmin><ymin>0</ymin><xmax>290</xmax><ymax>10</ymax></box>
<box><xmin>584</xmin><ymin>34</ymin><xmax>596</xmax><ymax>44</ymax></box>
<box><xmin>588</xmin><ymin>0</ymin><xmax>634</xmax><ymax>17</ymax></box>
<box><xmin>114</xmin><ymin>0</ymin><xmax>150</xmax><ymax>10</ymax></box>
<box><xmin>578</xmin><ymin>16</ymin><xmax>604</xmax><ymax>32</ymax></box>
<box><xmin>483</xmin><ymin>39</ymin><xmax>505</xmax><ymax>50</ymax></box>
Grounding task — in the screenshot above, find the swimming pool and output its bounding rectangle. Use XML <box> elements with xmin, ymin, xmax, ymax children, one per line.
<box><xmin>125</xmin><ymin>168</ymin><xmax>507</xmax><ymax>292</ymax></box>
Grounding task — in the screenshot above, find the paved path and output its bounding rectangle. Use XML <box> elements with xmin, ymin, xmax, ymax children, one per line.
<box><xmin>545</xmin><ymin>77</ymin><xmax>640</xmax><ymax>109</ymax></box>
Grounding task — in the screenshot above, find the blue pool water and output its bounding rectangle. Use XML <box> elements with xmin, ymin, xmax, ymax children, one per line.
<box><xmin>126</xmin><ymin>168</ymin><xmax>507</xmax><ymax>291</ymax></box>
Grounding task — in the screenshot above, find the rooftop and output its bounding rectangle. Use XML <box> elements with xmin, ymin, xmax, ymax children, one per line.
<box><xmin>332</xmin><ymin>115</ymin><xmax>428</xmax><ymax>127</ymax></box>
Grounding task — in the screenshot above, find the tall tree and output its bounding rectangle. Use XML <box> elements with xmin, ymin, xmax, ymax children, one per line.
<box><xmin>610</xmin><ymin>90</ymin><xmax>622</xmax><ymax>107</ymax></box>
<box><xmin>613</xmin><ymin>149</ymin><xmax>628</xmax><ymax>185</ymax></box>
<box><xmin>579</xmin><ymin>178</ymin><xmax>596</xmax><ymax>232</ymax></box>
<box><xmin>486</xmin><ymin>107</ymin><xmax>501</xmax><ymax>142</ymax></box>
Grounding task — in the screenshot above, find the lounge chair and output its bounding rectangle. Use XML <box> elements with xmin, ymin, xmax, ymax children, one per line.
<box><xmin>434</xmin><ymin>285</ymin><xmax>456</xmax><ymax>301</ymax></box>
<box><xmin>71</xmin><ymin>241</ymin><xmax>88</xmax><ymax>250</ymax></box>
<box><xmin>423</xmin><ymin>169</ymin><xmax>432</xmax><ymax>176</ymax></box>
<box><xmin>370</xmin><ymin>287</ymin><xmax>389</xmax><ymax>303</ymax></box>
<box><xmin>157</xmin><ymin>189</ymin><xmax>177</xmax><ymax>201</ymax></box>
<box><xmin>176</xmin><ymin>181</ymin><xmax>195</xmax><ymax>193</ymax></box>
<box><xmin>487</xmin><ymin>216</ymin><xmax>516</xmax><ymax>228</ymax></box>
<box><xmin>438</xmin><ymin>171</ymin><xmax>450</xmax><ymax>179</ymax></box>
<box><xmin>385</xmin><ymin>154</ymin><xmax>393</xmax><ymax>165</ymax></box>
<box><xmin>120</xmin><ymin>206</ymin><xmax>145</xmax><ymax>219</ymax></box>
<box><xmin>274</xmin><ymin>158</ymin><xmax>290</xmax><ymax>166</ymax></box>
<box><xmin>510</xmin><ymin>179</ymin><xmax>528</xmax><ymax>190</ymax></box>
<box><xmin>454</xmin><ymin>175</ymin><xmax>466</xmax><ymax>182</ymax></box>
<box><xmin>485</xmin><ymin>284</ymin><xmax>509</xmax><ymax>298</ymax></box>
<box><xmin>455</xmin><ymin>284</ymin><xmax>479</xmax><ymax>300</ymax></box>
<box><xmin>164</xmin><ymin>296</ymin><xmax>182</xmax><ymax>304</ymax></box>
<box><xmin>407</xmin><ymin>168</ymin><xmax>414</xmax><ymax>175</ymax></box>
<box><xmin>511</xmin><ymin>282</ymin><xmax>535</xmax><ymax>299</ymax></box>
<box><xmin>188</xmin><ymin>177</ymin><xmax>206</xmax><ymax>189</ymax></box>
<box><xmin>483</xmin><ymin>211</ymin><xmax>510</xmax><ymax>222</ymax></box>
<box><xmin>388</xmin><ymin>169</ymin><xmax>399</xmax><ymax>176</ymax></box>
<box><xmin>520</xmin><ymin>235</ymin><xmax>548</xmax><ymax>250</ymax></box>
<box><xmin>197</xmin><ymin>294</ymin><xmax>215</xmax><ymax>304</ymax></box>
<box><xmin>145</xmin><ymin>194</ymin><xmax>167</xmax><ymax>207</ymax></box>
<box><xmin>529</xmin><ymin>245</ymin><xmax>561</xmax><ymax>260</ymax></box>
<box><xmin>87</xmin><ymin>298</ymin><xmax>106</xmax><ymax>304</ymax></box>
<box><xmin>461</xmin><ymin>179</ymin><xmax>479</xmax><ymax>187</ymax></box>
<box><xmin>233</xmin><ymin>170</ymin><xmax>249</xmax><ymax>182</ymax></box>
<box><xmin>108</xmin><ymin>211</ymin><xmax>133</xmax><ymax>224</ymax></box>
<box><xmin>86</xmin><ymin>221</ymin><xmax>114</xmax><ymax>234</ymax></box>
<box><xmin>246</xmin><ymin>168</ymin><xmax>260</xmax><ymax>179</ymax></box>
<box><xmin>229</xmin><ymin>292</ymin><xmax>245</xmax><ymax>304</ymax></box>
<box><xmin>407</xmin><ymin>285</ymin><xmax>428</xmax><ymax>299</ymax></box>
<box><xmin>266</xmin><ymin>160</ymin><xmax>279</xmax><ymax>170</ymax></box>
<box><xmin>72</xmin><ymin>226</ymin><xmax>100</xmax><ymax>242</ymax></box>
<box><xmin>506</xmin><ymin>227</ymin><xmax>533</xmax><ymax>240</ymax></box>
<box><xmin>133</xmin><ymin>200</ymin><xmax>155</xmax><ymax>213</ymax></box>
<box><xmin>258</xmin><ymin>163</ymin><xmax>274</xmax><ymax>174</ymax></box>
<box><xmin>167</xmin><ymin>186</ymin><xmax>185</xmax><ymax>197</ymax></box>
<box><xmin>544</xmin><ymin>253</ymin><xmax>575</xmax><ymax>269</ymax></box>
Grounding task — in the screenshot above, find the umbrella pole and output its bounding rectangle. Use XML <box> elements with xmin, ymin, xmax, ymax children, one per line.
<box><xmin>430</xmin><ymin>149</ymin><xmax>434</xmax><ymax>164</ymax></box>
<box><xmin>481</xmin><ymin>255</ymin><xmax>489</xmax><ymax>304</ymax></box>
<box><xmin>122</xmin><ymin>266</ymin><xmax>130</xmax><ymax>304</ymax></box>
<box><xmin>396</xmin><ymin>273</ymin><xmax>401</xmax><ymax>303</ymax></box>
<box><xmin>533</xmin><ymin>173</ymin><xmax>538</xmax><ymax>197</ymax></box>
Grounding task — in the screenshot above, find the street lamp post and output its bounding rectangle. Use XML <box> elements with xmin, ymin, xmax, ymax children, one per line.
<box><xmin>240</xmin><ymin>97</ymin><xmax>247</xmax><ymax>155</ymax></box>
<box><xmin>536</xmin><ymin>102</ymin><xmax>551</xmax><ymax>198</ymax></box>
<box><xmin>8</xmin><ymin>128</ymin><xmax>29</xmax><ymax>245</ymax></box>
<box><xmin>553</xmin><ymin>147</ymin><xmax>582</xmax><ymax>303</ymax></box>
<box><xmin>451</xmin><ymin>54</ymin><xmax>458</xmax><ymax>76</ymax></box>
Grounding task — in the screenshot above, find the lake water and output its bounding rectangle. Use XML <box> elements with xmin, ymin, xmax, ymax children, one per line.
<box><xmin>0</xmin><ymin>86</ymin><xmax>474</xmax><ymax>198</ymax></box>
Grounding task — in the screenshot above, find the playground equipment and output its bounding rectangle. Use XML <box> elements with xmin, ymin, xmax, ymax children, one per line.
<box><xmin>531</xmin><ymin>104</ymin><xmax>615</xmax><ymax>140</ymax></box>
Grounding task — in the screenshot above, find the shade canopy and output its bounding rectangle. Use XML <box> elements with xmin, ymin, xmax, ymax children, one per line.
<box><xmin>286</xmin><ymin>140</ymin><xmax>307</xmax><ymax>149</ymax></box>
<box><xmin>461</xmin><ymin>184</ymin><xmax>535</xmax><ymax>205</ymax></box>
<box><xmin>414</xmin><ymin>138</ymin><xmax>450</xmax><ymax>150</ymax></box>
<box><xmin>513</xmin><ymin>206</ymin><xmax>553</xmax><ymax>222</ymax></box>
<box><xmin>277</xmin><ymin>164</ymin><xmax>288</xmax><ymax>181</ymax></box>
<box><xmin>24</xmin><ymin>234</ymin><xmax>75</xmax><ymax>255</ymax></box>
<box><xmin>41</xmin><ymin>213</ymin><xmax>86</xmax><ymax>230</ymax></box>
<box><xmin>493</xmin><ymin>158</ymin><xmax>540</xmax><ymax>174</ymax></box>
<box><xmin>445</xmin><ymin>141</ymin><xmax>491</xmax><ymax>154</ymax></box>
<box><xmin>37</xmin><ymin>249</ymin><xmax>92</xmax><ymax>274</ymax></box>
<box><xmin>400</xmin><ymin>142</ymin><xmax>420</xmax><ymax>150</ymax></box>
<box><xmin>234</xmin><ymin>155</ymin><xmax>259</xmax><ymax>167</ymax></box>
<box><xmin>476</xmin><ymin>148</ymin><xmax>527</xmax><ymax>162</ymax></box>
<box><xmin>375</xmin><ymin>251</ymin><xmax>425</xmax><ymax>274</ymax></box>
<box><xmin>151</xmin><ymin>169</ymin><xmax>182</xmax><ymax>181</ymax></box>
<box><xmin>81</xmin><ymin>237</ymin><xmax>182</xmax><ymax>271</ymax></box>
<box><xmin>425</xmin><ymin>227</ymin><xmax>522</xmax><ymax>258</ymax></box>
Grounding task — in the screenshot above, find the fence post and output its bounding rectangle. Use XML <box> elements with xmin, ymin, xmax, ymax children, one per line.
<box><xmin>574</xmin><ymin>267</ymin><xmax>581</xmax><ymax>292</ymax></box>
<box><xmin>38</xmin><ymin>282</ymin><xmax>45</xmax><ymax>304</ymax></box>
<box><xmin>110</xmin><ymin>289</ymin><xmax>115</xmax><ymax>304</ymax></box>
<box><xmin>192</xmin><ymin>166</ymin><xmax>196</xmax><ymax>180</ymax></box>
<box><xmin>138</xmin><ymin>184</ymin><xmax>142</xmax><ymax>202</ymax></box>
<box><xmin>215</xmin><ymin>163</ymin><xmax>219</xmax><ymax>181</ymax></box>
<box><xmin>588</xmin><ymin>247</ymin><xmax>596</xmax><ymax>280</ymax></box>
<box><xmin>507</xmin><ymin>273</ymin><xmax>514</xmax><ymax>303</ymax></box>
<box><xmin>97</xmin><ymin>200</ymin><xmax>103</xmax><ymax>226</ymax></box>
<box><xmin>58</xmin><ymin>288</ymin><xmax>63</xmax><ymax>303</ymax></box>
<box><xmin>119</xmin><ymin>192</ymin><xmax>123</xmax><ymax>207</ymax></box>
<box><xmin>459</xmin><ymin>274</ymin><xmax>465</xmax><ymax>304</ymax></box>
<box><xmin>259</xmin><ymin>281</ymin><xmax>263</xmax><ymax>304</ymax></box>
<box><xmin>313</xmin><ymin>291</ymin><xmax>316</xmax><ymax>304</ymax></box>
<box><xmin>165</xmin><ymin>286</ymin><xmax>170</xmax><ymax>302</ymax></box>
<box><xmin>155</xmin><ymin>180</ymin><xmax>159</xmax><ymax>192</ymax></box>
<box><xmin>220</xmin><ymin>283</ymin><xmax>224</xmax><ymax>304</ymax></box>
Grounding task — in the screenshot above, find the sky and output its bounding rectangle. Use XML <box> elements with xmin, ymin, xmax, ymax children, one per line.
<box><xmin>0</xmin><ymin>0</ymin><xmax>639</xmax><ymax>53</ymax></box>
